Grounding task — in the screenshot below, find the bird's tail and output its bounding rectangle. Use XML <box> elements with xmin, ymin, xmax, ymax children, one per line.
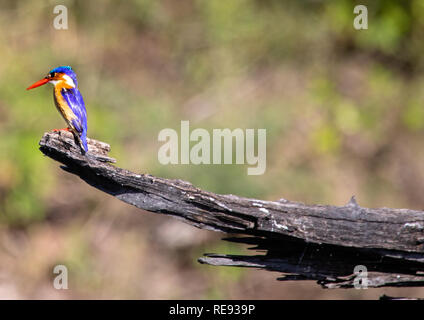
<box><xmin>80</xmin><ymin>130</ymin><xmax>88</xmax><ymax>154</ymax></box>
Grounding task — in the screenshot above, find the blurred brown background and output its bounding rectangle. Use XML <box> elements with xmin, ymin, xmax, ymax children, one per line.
<box><xmin>1</xmin><ymin>0</ymin><xmax>424</xmax><ymax>299</ymax></box>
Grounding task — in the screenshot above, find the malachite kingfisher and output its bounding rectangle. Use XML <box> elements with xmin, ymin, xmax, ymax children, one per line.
<box><xmin>27</xmin><ymin>66</ymin><xmax>88</xmax><ymax>153</ymax></box>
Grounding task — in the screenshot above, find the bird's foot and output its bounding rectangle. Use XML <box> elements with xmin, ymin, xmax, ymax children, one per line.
<box><xmin>52</xmin><ymin>128</ymin><xmax>71</xmax><ymax>132</ymax></box>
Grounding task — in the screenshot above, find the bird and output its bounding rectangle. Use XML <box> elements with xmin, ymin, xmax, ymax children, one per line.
<box><xmin>27</xmin><ymin>66</ymin><xmax>88</xmax><ymax>153</ymax></box>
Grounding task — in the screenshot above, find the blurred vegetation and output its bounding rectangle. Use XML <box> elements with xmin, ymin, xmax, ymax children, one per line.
<box><xmin>0</xmin><ymin>0</ymin><xmax>424</xmax><ymax>299</ymax></box>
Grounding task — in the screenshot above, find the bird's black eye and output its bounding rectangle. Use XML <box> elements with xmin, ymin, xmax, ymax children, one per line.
<box><xmin>48</xmin><ymin>72</ymin><xmax>55</xmax><ymax>78</ymax></box>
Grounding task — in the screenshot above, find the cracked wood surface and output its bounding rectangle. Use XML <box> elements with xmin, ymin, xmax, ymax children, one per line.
<box><xmin>38</xmin><ymin>131</ymin><xmax>424</xmax><ymax>288</ymax></box>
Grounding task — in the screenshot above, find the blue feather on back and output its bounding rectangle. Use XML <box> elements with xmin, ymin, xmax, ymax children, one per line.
<box><xmin>61</xmin><ymin>88</ymin><xmax>88</xmax><ymax>151</ymax></box>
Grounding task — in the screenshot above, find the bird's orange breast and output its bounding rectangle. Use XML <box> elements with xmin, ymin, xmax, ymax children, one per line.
<box><xmin>54</xmin><ymin>83</ymin><xmax>77</xmax><ymax>124</ymax></box>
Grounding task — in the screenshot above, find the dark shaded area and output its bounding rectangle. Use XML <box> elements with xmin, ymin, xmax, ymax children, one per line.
<box><xmin>200</xmin><ymin>236</ymin><xmax>424</xmax><ymax>288</ymax></box>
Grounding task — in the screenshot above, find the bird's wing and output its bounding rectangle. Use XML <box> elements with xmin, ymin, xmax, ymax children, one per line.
<box><xmin>61</xmin><ymin>88</ymin><xmax>87</xmax><ymax>134</ymax></box>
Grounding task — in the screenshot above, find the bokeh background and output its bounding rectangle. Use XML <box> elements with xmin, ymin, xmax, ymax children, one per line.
<box><xmin>1</xmin><ymin>0</ymin><xmax>424</xmax><ymax>299</ymax></box>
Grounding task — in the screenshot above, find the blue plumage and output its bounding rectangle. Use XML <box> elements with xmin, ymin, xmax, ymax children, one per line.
<box><xmin>61</xmin><ymin>88</ymin><xmax>88</xmax><ymax>152</ymax></box>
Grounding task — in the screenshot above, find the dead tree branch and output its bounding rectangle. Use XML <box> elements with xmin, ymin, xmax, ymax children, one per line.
<box><xmin>38</xmin><ymin>131</ymin><xmax>424</xmax><ymax>289</ymax></box>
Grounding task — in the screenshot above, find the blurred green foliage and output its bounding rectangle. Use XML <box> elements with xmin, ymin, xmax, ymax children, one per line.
<box><xmin>0</xmin><ymin>0</ymin><xmax>424</xmax><ymax>226</ymax></box>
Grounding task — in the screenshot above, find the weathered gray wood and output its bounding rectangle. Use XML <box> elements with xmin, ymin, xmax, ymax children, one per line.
<box><xmin>38</xmin><ymin>131</ymin><xmax>424</xmax><ymax>288</ymax></box>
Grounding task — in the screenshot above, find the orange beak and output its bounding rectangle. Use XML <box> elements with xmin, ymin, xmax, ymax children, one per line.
<box><xmin>26</xmin><ymin>77</ymin><xmax>49</xmax><ymax>90</ymax></box>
